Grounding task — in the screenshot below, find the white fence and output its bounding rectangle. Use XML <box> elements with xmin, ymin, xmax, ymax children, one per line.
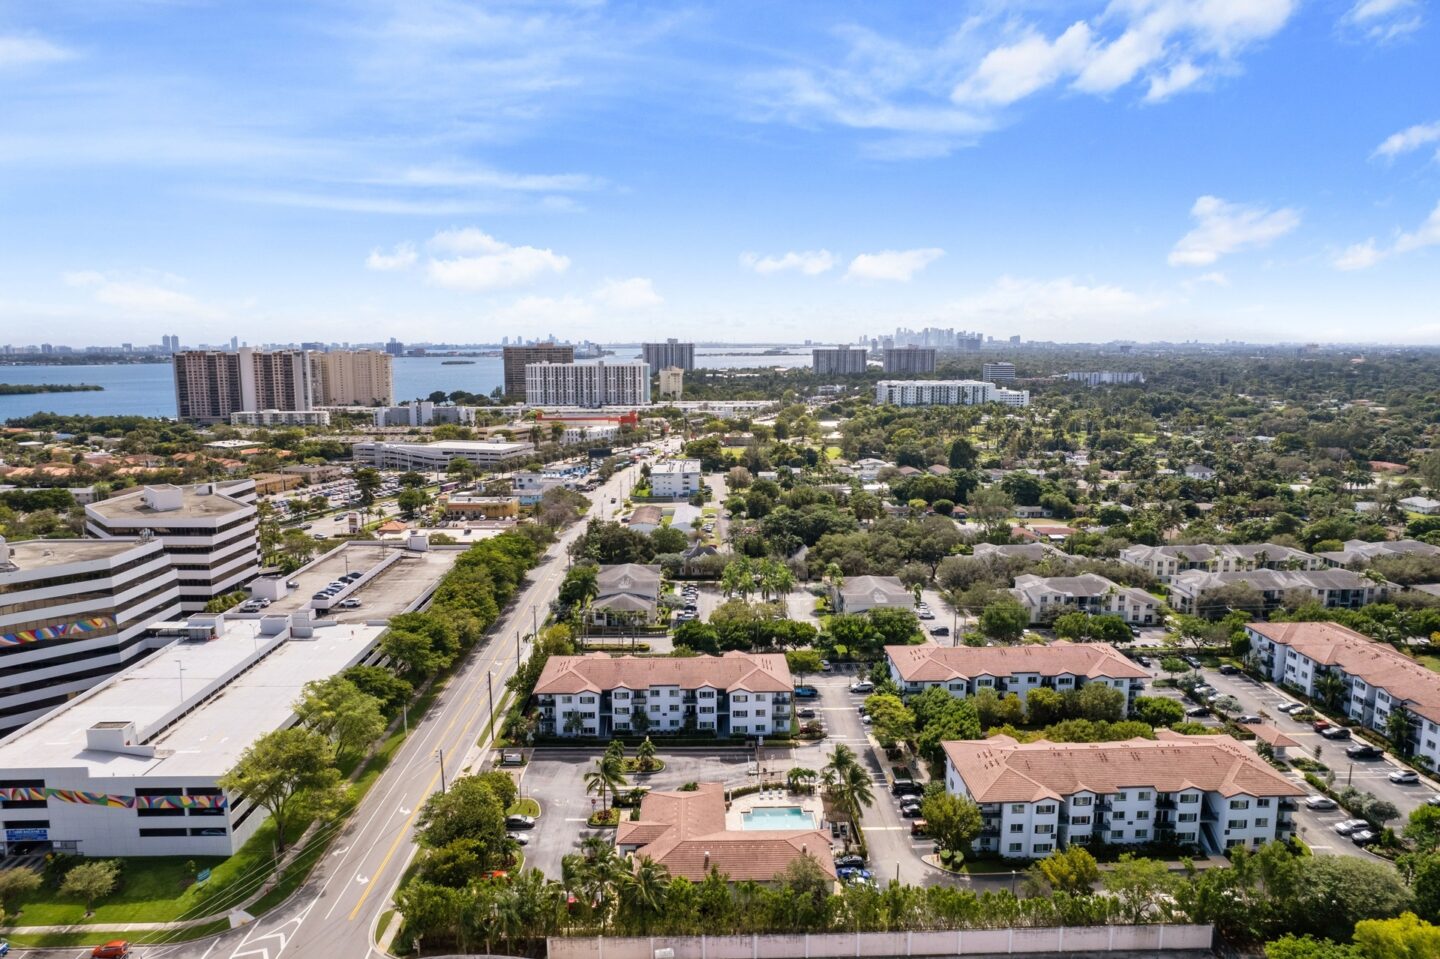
<box><xmin>548</xmin><ymin>924</ymin><xmax>1214</xmax><ymax>959</ymax></box>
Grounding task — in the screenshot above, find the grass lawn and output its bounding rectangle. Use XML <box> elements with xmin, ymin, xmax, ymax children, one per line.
<box><xmin>3</xmin><ymin>919</ymin><xmax>231</xmax><ymax>948</ymax></box>
<box><xmin>508</xmin><ymin>798</ymin><xmax>541</xmax><ymax>817</ymax></box>
<box><xmin>824</xmin><ymin>446</ymin><xmax>842</xmax><ymax>461</ymax></box>
<box><xmin>1417</xmin><ymin>654</ymin><xmax>1440</xmax><ymax>673</ymax></box>
<box><xmin>8</xmin><ymin>856</ymin><xmax>227</xmax><ymax>927</ymax></box>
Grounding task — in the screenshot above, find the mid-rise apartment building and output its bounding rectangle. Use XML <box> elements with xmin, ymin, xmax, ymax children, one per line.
<box><xmin>84</xmin><ymin>482</ymin><xmax>259</xmax><ymax>613</ymax></box>
<box><xmin>0</xmin><ymin>537</ymin><xmax>181</xmax><ymax>734</ymax></box>
<box><xmin>1315</xmin><ymin>539</ymin><xmax>1440</xmax><ymax>567</ymax></box>
<box><xmin>533</xmin><ymin>652</ymin><xmax>793</xmax><ymax>738</ymax></box>
<box><xmin>1120</xmin><ymin>543</ymin><xmax>1323</xmax><ymax>584</ymax></box>
<box><xmin>173</xmin><ymin>348</ymin><xmax>313</xmax><ymax>424</ymax></box>
<box><xmin>352</xmin><ymin>440</ymin><xmax>535</xmax><ymax>472</ymax></box>
<box><xmin>229</xmin><ymin>409</ymin><xmax>332</xmax><ymax>427</ymax></box>
<box><xmin>502</xmin><ymin>343</ymin><xmax>574</xmax><ymax>397</ymax></box>
<box><xmin>524</xmin><ymin>361</ymin><xmax>651</xmax><ymax>407</ymax></box>
<box><xmin>650</xmin><ymin>459</ymin><xmax>702</xmax><ymax>498</ymax></box>
<box><xmin>1246</xmin><ymin>621</ymin><xmax>1440</xmax><ymax>768</ymax></box>
<box><xmin>1168</xmin><ymin>568</ymin><xmax>1386</xmax><ymax>617</ymax></box>
<box><xmin>309</xmin><ymin>349</ymin><xmax>394</xmax><ymax>406</ymax></box>
<box><xmin>881</xmin><ymin>347</ymin><xmax>936</xmax><ymax>374</ymax></box>
<box><xmin>875</xmin><ymin>380</ymin><xmax>1030</xmax><ymax>408</ymax></box>
<box><xmin>981</xmin><ymin>362</ymin><xmax>1016</xmax><ymax>383</ymax></box>
<box><xmin>658</xmin><ymin>366</ymin><xmax>684</xmax><ymax>400</ymax></box>
<box><xmin>642</xmin><ymin>339</ymin><xmax>695</xmax><ymax>372</ymax></box>
<box><xmin>811</xmin><ymin>346</ymin><xmax>869</xmax><ymax>375</ymax></box>
<box><xmin>886</xmin><ymin>641</ymin><xmax>1147</xmax><ymax>710</ymax></box>
<box><xmin>944</xmin><ymin>732</ymin><xmax>1303</xmax><ymax>858</ymax></box>
<box><xmin>1010</xmin><ymin>573</ymin><xmax>1158</xmax><ymax>625</ymax></box>
<box><xmin>1065</xmin><ymin>371</ymin><xmax>1144</xmax><ymax>386</ymax></box>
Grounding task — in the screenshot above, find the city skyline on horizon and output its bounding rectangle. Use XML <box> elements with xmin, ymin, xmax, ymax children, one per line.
<box><xmin>1</xmin><ymin>2</ymin><xmax>1437</xmax><ymax>346</ymax></box>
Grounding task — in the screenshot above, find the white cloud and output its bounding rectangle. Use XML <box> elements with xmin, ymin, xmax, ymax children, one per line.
<box><xmin>846</xmin><ymin>248</ymin><xmax>944</xmax><ymax>282</ymax></box>
<box><xmin>63</xmin><ymin>270</ymin><xmax>224</xmax><ymax>320</ymax></box>
<box><xmin>396</xmin><ymin>165</ymin><xmax>604</xmax><ymax>192</ymax></box>
<box><xmin>1144</xmin><ymin>60</ymin><xmax>1203</xmax><ymax>102</ymax></box>
<box><xmin>1342</xmin><ymin>0</ymin><xmax>1423</xmax><ymax>41</ymax></box>
<box><xmin>1373</xmin><ymin>120</ymin><xmax>1440</xmax><ymax>159</ymax></box>
<box><xmin>1333</xmin><ymin>239</ymin><xmax>1386</xmax><ymax>271</ymax></box>
<box><xmin>494</xmin><ymin>295</ymin><xmax>594</xmax><ymax>326</ymax></box>
<box><xmin>947</xmin><ymin>275</ymin><xmax>1166</xmax><ymax>330</ymax></box>
<box><xmin>0</xmin><ymin>35</ymin><xmax>74</xmax><ymax>69</ymax></box>
<box><xmin>591</xmin><ymin>277</ymin><xmax>662</xmax><ymax>310</ymax></box>
<box><xmin>1395</xmin><ymin>200</ymin><xmax>1440</xmax><ymax>254</ymax></box>
<box><xmin>952</xmin><ymin>23</ymin><xmax>1094</xmax><ymax>106</ymax></box>
<box><xmin>1168</xmin><ymin>195</ymin><xmax>1300</xmax><ymax>267</ymax></box>
<box><xmin>423</xmin><ymin>228</ymin><xmax>570</xmax><ymax>290</ymax></box>
<box><xmin>1196</xmin><ymin>271</ymin><xmax>1230</xmax><ymax>287</ymax></box>
<box><xmin>740</xmin><ymin>250</ymin><xmax>836</xmax><ymax>276</ymax></box>
<box><xmin>365</xmin><ymin>242</ymin><xmax>418</xmax><ymax>271</ymax></box>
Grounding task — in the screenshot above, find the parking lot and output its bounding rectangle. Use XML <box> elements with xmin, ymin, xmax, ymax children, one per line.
<box><xmin>262</xmin><ymin>544</ymin><xmax>461</xmax><ymax>622</ymax></box>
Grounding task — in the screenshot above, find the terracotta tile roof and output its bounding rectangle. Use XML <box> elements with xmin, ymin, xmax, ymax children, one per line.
<box><xmin>1249</xmin><ymin>724</ymin><xmax>1299</xmax><ymax>748</ymax></box>
<box><xmin>886</xmin><ymin>640</ymin><xmax>1148</xmax><ymax>684</ymax></box>
<box><xmin>1248</xmin><ymin>621</ymin><xmax>1440</xmax><ymax>725</ymax></box>
<box><xmin>616</xmin><ymin>784</ymin><xmax>835</xmax><ymax>882</ymax></box>
<box><xmin>534</xmin><ymin>651</ymin><xmax>793</xmax><ymax>696</ymax></box>
<box><xmin>943</xmin><ymin>732</ymin><xmax>1304</xmax><ymax>804</ymax></box>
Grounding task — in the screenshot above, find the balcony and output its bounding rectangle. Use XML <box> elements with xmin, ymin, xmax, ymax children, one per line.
<box><xmin>1279</xmin><ymin>798</ymin><xmax>1297</xmax><ymax>811</ymax></box>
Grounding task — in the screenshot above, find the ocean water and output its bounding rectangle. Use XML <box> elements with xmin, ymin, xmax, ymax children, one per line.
<box><xmin>0</xmin><ymin>349</ymin><xmax>815</xmax><ymax>423</ymax></box>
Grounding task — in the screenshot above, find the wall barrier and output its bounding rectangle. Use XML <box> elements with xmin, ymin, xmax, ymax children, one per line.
<box><xmin>547</xmin><ymin>925</ymin><xmax>1214</xmax><ymax>959</ymax></box>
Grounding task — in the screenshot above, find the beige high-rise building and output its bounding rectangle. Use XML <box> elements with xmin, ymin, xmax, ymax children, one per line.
<box><xmin>173</xmin><ymin>348</ymin><xmax>312</xmax><ymax>424</ymax></box>
<box><xmin>658</xmin><ymin>366</ymin><xmax>684</xmax><ymax>399</ymax></box>
<box><xmin>310</xmin><ymin>349</ymin><xmax>394</xmax><ymax>406</ymax></box>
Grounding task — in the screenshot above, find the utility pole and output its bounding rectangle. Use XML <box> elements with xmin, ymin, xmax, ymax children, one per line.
<box><xmin>487</xmin><ymin>670</ymin><xmax>496</xmax><ymax>735</ymax></box>
<box><xmin>436</xmin><ymin>748</ymin><xmax>447</xmax><ymax>794</ymax></box>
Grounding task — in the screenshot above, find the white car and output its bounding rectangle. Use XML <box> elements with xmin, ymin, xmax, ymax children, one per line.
<box><xmin>850</xmin><ymin>681</ymin><xmax>874</xmax><ymax>694</ymax></box>
<box><xmin>1389</xmin><ymin>769</ymin><xmax>1420</xmax><ymax>785</ymax></box>
<box><xmin>1333</xmin><ymin>818</ymin><xmax>1368</xmax><ymax>835</ymax></box>
<box><xmin>1304</xmin><ymin>795</ymin><xmax>1337</xmax><ymax>810</ymax></box>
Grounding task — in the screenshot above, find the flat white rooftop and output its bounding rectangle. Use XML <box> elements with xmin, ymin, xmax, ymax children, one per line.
<box><xmin>0</xmin><ymin>615</ymin><xmax>385</xmax><ymax>780</ymax></box>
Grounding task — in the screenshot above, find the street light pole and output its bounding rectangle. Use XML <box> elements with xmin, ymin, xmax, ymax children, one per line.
<box><xmin>436</xmin><ymin>748</ymin><xmax>447</xmax><ymax>794</ymax></box>
<box><xmin>487</xmin><ymin>671</ymin><xmax>496</xmax><ymax>734</ymax></box>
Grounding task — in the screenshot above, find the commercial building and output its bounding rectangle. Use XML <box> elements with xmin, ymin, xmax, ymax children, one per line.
<box><xmin>502</xmin><ymin>343</ymin><xmax>574</xmax><ymax>397</ymax></box>
<box><xmin>0</xmin><ymin>611</ymin><xmax>387</xmax><ymax>856</ymax></box>
<box><xmin>981</xmin><ymin>362</ymin><xmax>1016</xmax><ymax>383</ymax></box>
<box><xmin>875</xmin><ymin>380</ymin><xmax>1030</xmax><ymax>408</ymax></box>
<box><xmin>353</xmin><ymin>439</ymin><xmax>535</xmax><ymax>472</ymax></box>
<box><xmin>615</xmin><ymin>783</ymin><xmax>834</xmax><ymax>883</ymax></box>
<box><xmin>943</xmin><ymin>731</ymin><xmax>1303</xmax><ymax>858</ymax></box>
<box><xmin>1010</xmin><ymin>573</ymin><xmax>1158</xmax><ymax>625</ymax></box>
<box><xmin>1065</xmin><ymin>371</ymin><xmax>1145</xmax><ymax>386</ymax></box>
<box><xmin>249</xmin><ymin>473</ymin><xmax>304</xmax><ymax>496</ymax></box>
<box><xmin>524</xmin><ymin>361</ymin><xmax>651</xmax><ymax>407</ymax></box>
<box><xmin>1168</xmin><ymin>568</ymin><xmax>1386</xmax><ymax>617</ymax></box>
<box><xmin>1246</xmin><ymin>621</ymin><xmax>1440</xmax><ymax>769</ymax></box>
<box><xmin>85</xmin><ymin>482</ymin><xmax>259</xmax><ymax>614</ymax></box>
<box><xmin>1119</xmin><ymin>543</ymin><xmax>1323</xmax><ymax>585</ymax></box>
<box><xmin>885</xmin><ymin>641</ymin><xmax>1147</xmax><ymax>711</ymax></box>
<box><xmin>532</xmin><ymin>651</ymin><xmax>793</xmax><ymax>738</ymax></box>
<box><xmin>642</xmin><ymin>339</ymin><xmax>695</xmax><ymax>372</ymax></box>
<box><xmin>229</xmin><ymin>409</ymin><xmax>332</xmax><ymax>427</ymax></box>
<box><xmin>281</xmin><ymin>463</ymin><xmax>349</xmax><ymax>484</ymax></box>
<box><xmin>173</xmin><ymin>348</ymin><xmax>313</xmax><ymax>424</ymax></box>
<box><xmin>811</xmin><ymin>346</ymin><xmax>869</xmax><ymax>375</ymax></box>
<box><xmin>0</xmin><ymin>537</ymin><xmax>181</xmax><ymax>735</ymax></box>
<box><xmin>309</xmin><ymin>349</ymin><xmax>394</xmax><ymax>406</ymax></box>
<box><xmin>650</xmin><ymin>459</ymin><xmax>702</xmax><ymax>498</ymax></box>
<box><xmin>658</xmin><ymin>366</ymin><xmax>684</xmax><ymax>400</ymax></box>
<box><xmin>438</xmin><ymin>495</ymin><xmax>519</xmax><ymax>521</ymax></box>
<box><xmin>881</xmin><ymin>347</ymin><xmax>936</xmax><ymax>375</ymax></box>
<box><xmin>833</xmin><ymin>575</ymin><xmax>913</xmax><ymax>614</ymax></box>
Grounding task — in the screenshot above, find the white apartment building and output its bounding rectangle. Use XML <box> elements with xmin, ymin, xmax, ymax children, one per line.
<box><xmin>1010</xmin><ymin>573</ymin><xmax>1158</xmax><ymax>625</ymax></box>
<box><xmin>874</xmin><ymin>380</ymin><xmax>1030</xmax><ymax>408</ymax></box>
<box><xmin>308</xmin><ymin>349</ymin><xmax>394</xmax><ymax>406</ymax></box>
<box><xmin>1120</xmin><ymin>543</ymin><xmax>1323</xmax><ymax>584</ymax></box>
<box><xmin>981</xmin><ymin>362</ymin><xmax>1016</xmax><ymax>383</ymax></box>
<box><xmin>1168</xmin><ymin>568</ymin><xmax>1385</xmax><ymax>616</ymax></box>
<box><xmin>885</xmin><ymin>641</ymin><xmax>1147</xmax><ymax>711</ymax></box>
<box><xmin>524</xmin><ymin>361</ymin><xmax>651</xmax><ymax>407</ymax></box>
<box><xmin>1316</xmin><ymin>539</ymin><xmax>1440</xmax><ymax>567</ymax></box>
<box><xmin>0</xmin><ymin>537</ymin><xmax>181</xmax><ymax>735</ymax></box>
<box><xmin>1246</xmin><ymin>621</ymin><xmax>1440</xmax><ymax>769</ymax></box>
<box><xmin>352</xmin><ymin>439</ymin><xmax>535</xmax><ymax>472</ymax></box>
<box><xmin>944</xmin><ymin>732</ymin><xmax>1303</xmax><ymax>859</ymax></box>
<box><xmin>0</xmin><ymin>611</ymin><xmax>387</xmax><ymax>856</ymax></box>
<box><xmin>85</xmin><ymin>481</ymin><xmax>259</xmax><ymax>613</ymax></box>
<box><xmin>532</xmin><ymin>652</ymin><xmax>793</xmax><ymax>739</ymax></box>
<box><xmin>1064</xmin><ymin>371</ymin><xmax>1145</xmax><ymax>386</ymax></box>
<box><xmin>229</xmin><ymin>409</ymin><xmax>332</xmax><ymax>427</ymax></box>
<box><xmin>650</xmin><ymin>459</ymin><xmax>702</xmax><ymax>498</ymax></box>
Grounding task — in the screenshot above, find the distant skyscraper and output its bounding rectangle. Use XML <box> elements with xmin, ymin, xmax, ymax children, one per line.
<box><xmin>982</xmin><ymin>362</ymin><xmax>1017</xmax><ymax>383</ymax></box>
<box><xmin>882</xmin><ymin>347</ymin><xmax>936</xmax><ymax>375</ymax></box>
<box><xmin>385</xmin><ymin>338</ymin><xmax>404</xmax><ymax>357</ymax></box>
<box><xmin>503</xmin><ymin>343</ymin><xmax>574</xmax><ymax>397</ymax></box>
<box><xmin>642</xmin><ymin>339</ymin><xmax>695</xmax><ymax>372</ymax></box>
<box><xmin>811</xmin><ymin>346</ymin><xmax>869</xmax><ymax>375</ymax></box>
<box><xmin>524</xmin><ymin>361</ymin><xmax>650</xmax><ymax>407</ymax></box>
<box><xmin>173</xmin><ymin>348</ymin><xmax>313</xmax><ymax>423</ymax></box>
<box><xmin>230</xmin><ymin>336</ymin><xmax>239</xmax><ymax>350</ymax></box>
<box><xmin>310</xmin><ymin>350</ymin><xmax>395</xmax><ymax>406</ymax></box>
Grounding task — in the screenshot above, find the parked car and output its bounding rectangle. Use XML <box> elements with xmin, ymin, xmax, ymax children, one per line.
<box><xmin>900</xmin><ymin>803</ymin><xmax>924</xmax><ymax>818</ymax></box>
<box><xmin>794</xmin><ymin>686</ymin><xmax>819</xmax><ymax>698</ymax></box>
<box><xmin>917</xmin><ymin>610</ymin><xmax>935</xmax><ymax>620</ymax></box>
<box><xmin>337</xmin><ymin>598</ymin><xmax>363</xmax><ymax>609</ymax></box>
<box><xmin>91</xmin><ymin>944</ymin><xmax>131</xmax><ymax>959</ymax></box>
<box><xmin>1277</xmin><ymin>703</ymin><xmax>1305</xmax><ymax>714</ymax></box>
<box><xmin>850</xmin><ymin>681</ymin><xmax>874</xmax><ymax>694</ymax></box>
<box><xmin>1351</xmin><ymin>829</ymin><xmax>1379</xmax><ymax>847</ymax></box>
<box><xmin>1427</xmin><ymin>794</ymin><xmax>1440</xmax><ymax>808</ymax></box>
<box><xmin>891</xmin><ymin>781</ymin><xmax>924</xmax><ymax>797</ymax></box>
<box><xmin>507</xmin><ymin>832</ymin><xmax>531</xmax><ymax>846</ymax></box>
<box><xmin>910</xmin><ymin>819</ymin><xmax>928</xmax><ymax>836</ymax></box>
<box><xmin>929</xmin><ymin>627</ymin><xmax>950</xmax><ymax>637</ymax></box>
<box><xmin>1321</xmin><ymin>726</ymin><xmax>1352</xmax><ymax>740</ymax></box>
<box><xmin>1334</xmin><ymin>819</ymin><xmax>1368</xmax><ymax>835</ymax></box>
<box><xmin>1238</xmin><ymin>715</ymin><xmax>1262</xmax><ymax>724</ymax></box>
<box><xmin>505</xmin><ymin>814</ymin><xmax>536</xmax><ymax>830</ymax></box>
<box><xmin>1389</xmin><ymin>769</ymin><xmax>1420</xmax><ymax>785</ymax></box>
<box><xmin>796</xmin><ymin>708</ymin><xmax>817</xmax><ymax>719</ymax></box>
<box><xmin>1183</xmin><ymin>655</ymin><xmax>1202</xmax><ymax>668</ymax></box>
<box><xmin>835</xmin><ymin>854</ymin><xmax>866</xmax><ymax>869</ymax></box>
<box><xmin>1219</xmin><ymin>664</ymin><xmax>1239</xmax><ymax>675</ymax></box>
<box><xmin>1312</xmin><ymin>720</ymin><xmax>1332</xmax><ymax>732</ymax></box>
<box><xmin>1346</xmin><ymin>743</ymin><xmax>1383</xmax><ymax>760</ymax></box>
<box><xmin>819</xmin><ymin>660</ymin><xmax>832</xmax><ymax>671</ymax></box>
<box><xmin>1184</xmin><ymin>705</ymin><xmax>1209</xmax><ymax>717</ymax></box>
<box><xmin>1304</xmin><ymin>795</ymin><xmax>1338</xmax><ymax>810</ymax></box>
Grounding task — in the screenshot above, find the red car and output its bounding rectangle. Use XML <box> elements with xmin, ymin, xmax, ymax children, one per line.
<box><xmin>92</xmin><ymin>943</ymin><xmax>131</xmax><ymax>959</ymax></box>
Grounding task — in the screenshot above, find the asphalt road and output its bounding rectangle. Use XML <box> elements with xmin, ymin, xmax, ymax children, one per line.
<box><xmin>132</xmin><ymin>455</ymin><xmax>653</xmax><ymax>959</ymax></box>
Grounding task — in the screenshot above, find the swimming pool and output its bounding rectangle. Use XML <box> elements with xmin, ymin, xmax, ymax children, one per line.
<box><xmin>741</xmin><ymin>805</ymin><xmax>815</xmax><ymax>830</ymax></box>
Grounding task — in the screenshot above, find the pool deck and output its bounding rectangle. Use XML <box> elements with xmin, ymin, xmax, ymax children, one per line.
<box><xmin>727</xmin><ymin>790</ymin><xmax>826</xmax><ymax>831</ymax></box>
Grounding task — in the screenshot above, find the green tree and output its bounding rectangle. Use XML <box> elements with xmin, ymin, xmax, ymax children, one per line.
<box><xmin>785</xmin><ymin>649</ymin><xmax>824</xmax><ymax>681</ymax></box>
<box><xmin>355</xmin><ymin>467</ymin><xmax>383</xmax><ymax>506</ymax></box>
<box><xmin>397</xmin><ymin>487</ymin><xmax>429</xmax><ymax>520</ymax></box>
<box><xmin>1132</xmin><ymin>695</ymin><xmax>1185</xmax><ymax>728</ymax></box>
<box><xmin>0</xmin><ymin>866</ymin><xmax>41</xmax><ymax>920</ymax></box>
<box><xmin>1024</xmin><ymin>687</ymin><xmax>1067</xmax><ymax>726</ymax></box>
<box><xmin>218</xmin><ymin>727</ymin><xmax>346</xmax><ymax>851</ymax></box>
<box><xmin>979</xmin><ymin>600</ymin><xmax>1029</xmax><ymax>642</ymax></box>
<box><xmin>1073</xmin><ymin>682</ymin><xmax>1126</xmax><ymax>722</ymax></box>
<box><xmin>60</xmin><ymin>860</ymin><xmax>120</xmax><ymax>915</ymax></box>
<box><xmin>1264</xmin><ymin>936</ymin><xmax>1359</xmax><ymax>959</ymax></box>
<box><xmin>919</xmin><ymin>792</ymin><xmax>982</xmax><ymax>856</ymax></box>
<box><xmin>415</xmin><ymin>775</ymin><xmax>509</xmax><ymax>868</ymax></box>
<box><xmin>1387</xmin><ymin>706</ymin><xmax>1417</xmax><ymax>757</ymax></box>
<box><xmin>1407</xmin><ymin>805</ymin><xmax>1440</xmax><ymax>853</ymax></box>
<box><xmin>1352</xmin><ymin>912</ymin><xmax>1440</xmax><ymax>958</ymax></box>
<box><xmin>295</xmin><ymin>676</ymin><xmax>386</xmax><ymax>760</ymax></box>
<box><xmin>1027</xmin><ymin>846</ymin><xmax>1100</xmax><ymax>896</ymax></box>
<box><xmin>1102</xmin><ymin>854</ymin><xmax>1175</xmax><ymax>923</ymax></box>
<box><xmin>342</xmin><ymin>664</ymin><xmax>413</xmax><ymax>717</ymax></box>
<box><xmin>636</xmin><ymin>736</ymin><xmax>660</xmax><ymax>772</ymax></box>
<box><xmin>863</xmin><ymin>693</ymin><xmax>916</xmax><ymax>749</ymax></box>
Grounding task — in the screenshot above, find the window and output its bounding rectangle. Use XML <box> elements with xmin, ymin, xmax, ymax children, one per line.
<box><xmin>1036</xmin><ymin>824</ymin><xmax>1054</xmax><ymax>834</ymax></box>
<box><xmin>1136</xmin><ymin>811</ymin><xmax>1150</xmax><ymax>820</ymax></box>
<box><xmin>2</xmin><ymin>819</ymin><xmax>49</xmax><ymax>829</ymax></box>
<box><xmin>1255</xmin><ymin>818</ymin><xmax>1269</xmax><ymax>827</ymax></box>
<box><xmin>561</xmin><ymin>695</ymin><xmax>572</xmax><ymax>703</ymax></box>
<box><xmin>1071</xmin><ymin>816</ymin><xmax>1091</xmax><ymax>825</ymax></box>
<box><xmin>139</xmin><ymin>827</ymin><xmax>188</xmax><ymax>837</ymax></box>
<box><xmin>733</xmin><ymin>694</ymin><xmax>748</xmax><ymax>702</ymax></box>
<box><xmin>1228</xmin><ymin>819</ymin><xmax>1248</xmax><ymax>829</ymax></box>
<box><xmin>1010</xmin><ymin>804</ymin><xmax>1025</xmax><ymax>813</ymax></box>
<box><xmin>1073</xmin><ymin>796</ymin><xmax>1093</xmax><ymax>807</ymax></box>
<box><xmin>733</xmin><ymin>710</ymin><xmax>747</xmax><ymax>718</ymax></box>
<box><xmin>1138</xmin><ymin>791</ymin><xmax>1152</xmax><ymax>801</ymax></box>
<box><xmin>699</xmin><ymin>690</ymin><xmax>715</xmax><ymax>698</ymax></box>
<box><xmin>580</xmin><ymin>696</ymin><xmax>596</xmax><ymax>704</ymax></box>
<box><xmin>1229</xmin><ymin>799</ymin><xmax>1249</xmax><ymax>810</ymax></box>
<box><xmin>1179</xmin><ymin>813</ymin><xmax>1198</xmax><ymax>823</ymax></box>
<box><xmin>1257</xmin><ymin>798</ymin><xmax>1271</xmax><ymax>808</ymax></box>
<box><xmin>1135</xmin><ymin>829</ymin><xmax>1149</xmax><ymax>840</ymax></box>
<box><xmin>755</xmin><ymin>710</ymin><xmax>766</xmax><ymax>717</ymax></box>
<box><xmin>1116</xmin><ymin>792</ymin><xmax>1128</xmax><ymax>802</ymax></box>
<box><xmin>1180</xmin><ymin>793</ymin><xmax>1199</xmax><ymax>803</ymax></box>
<box><xmin>614</xmin><ymin>691</ymin><xmax>629</xmax><ymax>699</ymax></box>
<box><xmin>1008</xmin><ymin>842</ymin><xmax>1022</xmax><ymax>852</ymax></box>
<box><xmin>1033</xmin><ymin>843</ymin><xmax>1053</xmax><ymax>853</ymax></box>
<box><xmin>1036</xmin><ymin>804</ymin><xmax>1056</xmax><ymax>814</ymax></box>
<box><xmin>699</xmin><ymin>706</ymin><xmax>715</xmax><ymax>714</ymax></box>
<box><xmin>1010</xmin><ymin>823</ymin><xmax>1024</xmax><ymax>833</ymax></box>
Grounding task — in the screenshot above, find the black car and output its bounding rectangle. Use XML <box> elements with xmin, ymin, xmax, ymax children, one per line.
<box><xmin>900</xmin><ymin>804</ymin><xmax>924</xmax><ymax>818</ymax></box>
<box><xmin>1321</xmin><ymin>726</ymin><xmax>1352</xmax><ymax>740</ymax></box>
<box><xmin>929</xmin><ymin>626</ymin><xmax>950</xmax><ymax>637</ymax></box>
<box><xmin>796</xmin><ymin>707</ymin><xmax>816</xmax><ymax>719</ymax></box>
<box><xmin>835</xmin><ymin>854</ymin><xmax>866</xmax><ymax>870</ymax></box>
<box><xmin>891</xmin><ymin>781</ymin><xmax>924</xmax><ymax>797</ymax></box>
<box><xmin>505</xmin><ymin>814</ymin><xmax>537</xmax><ymax>830</ymax></box>
<box><xmin>1346</xmin><ymin>743</ymin><xmax>1382</xmax><ymax>760</ymax></box>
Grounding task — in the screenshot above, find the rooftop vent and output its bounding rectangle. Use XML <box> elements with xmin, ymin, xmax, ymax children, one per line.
<box><xmin>141</xmin><ymin>485</ymin><xmax>183</xmax><ymax>512</ymax></box>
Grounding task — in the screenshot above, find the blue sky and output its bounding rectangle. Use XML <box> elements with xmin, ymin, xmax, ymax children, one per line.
<box><xmin>1</xmin><ymin>0</ymin><xmax>1437</xmax><ymax>346</ymax></box>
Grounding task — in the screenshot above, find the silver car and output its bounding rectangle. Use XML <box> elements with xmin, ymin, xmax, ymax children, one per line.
<box><xmin>1333</xmin><ymin>818</ymin><xmax>1368</xmax><ymax>835</ymax></box>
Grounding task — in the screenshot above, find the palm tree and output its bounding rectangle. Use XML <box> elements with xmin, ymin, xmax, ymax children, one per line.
<box><xmin>1314</xmin><ymin>670</ymin><xmax>1345</xmax><ymax>712</ymax></box>
<box><xmin>1387</xmin><ymin>706</ymin><xmax>1417</xmax><ymax>757</ymax></box>
<box><xmin>787</xmin><ymin>766</ymin><xmax>817</xmax><ymax>794</ymax></box>
<box><xmin>619</xmin><ymin>855</ymin><xmax>670</xmax><ymax>933</ymax></box>
<box><xmin>584</xmin><ymin>752</ymin><xmax>628</xmax><ymax>818</ymax></box>
<box><xmin>636</xmin><ymin>736</ymin><xmax>659</xmax><ymax>772</ymax></box>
